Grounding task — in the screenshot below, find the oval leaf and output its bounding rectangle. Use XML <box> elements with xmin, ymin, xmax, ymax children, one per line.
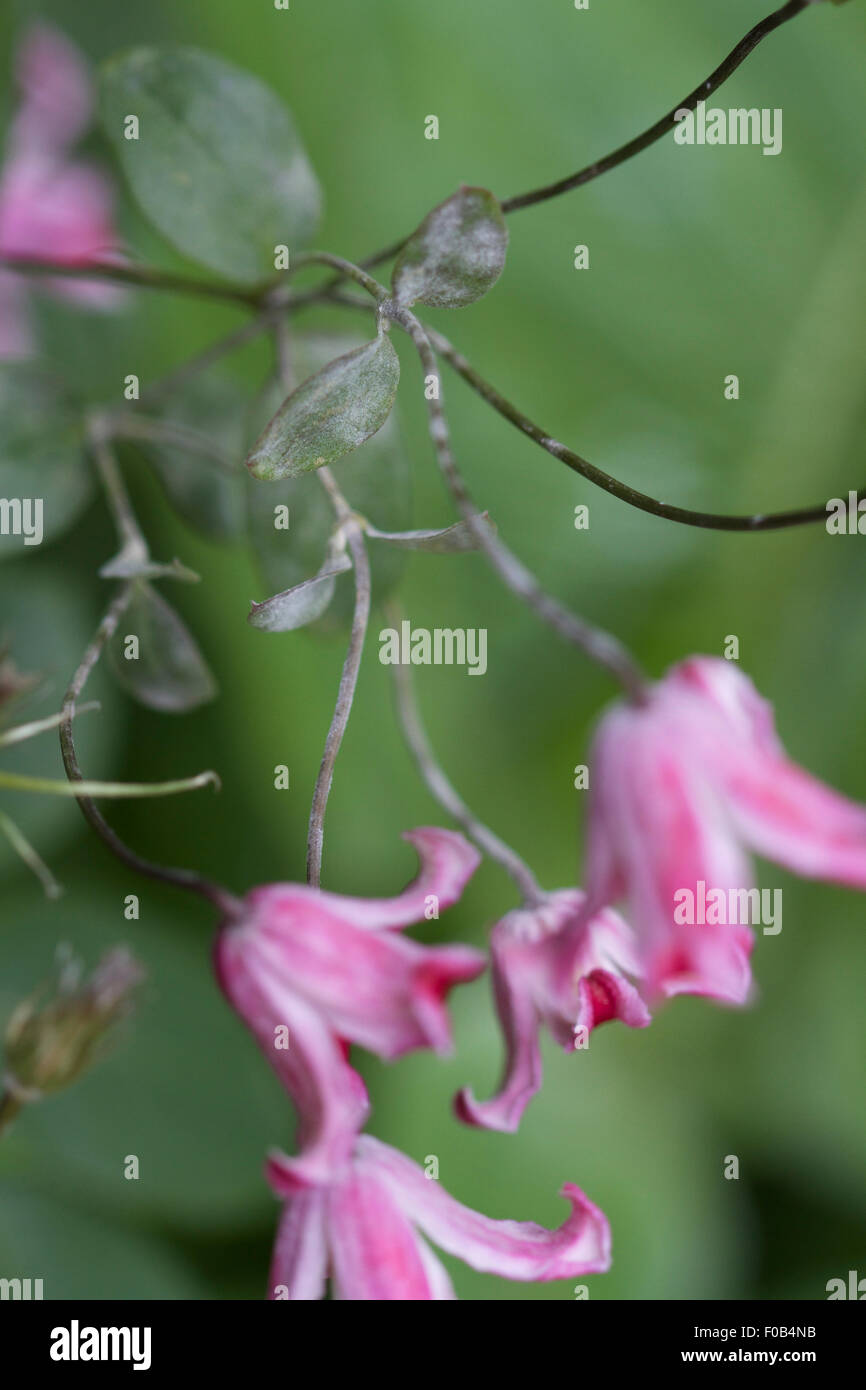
<box><xmin>109</xmin><ymin>582</ymin><xmax>216</xmax><ymax>712</ymax></box>
<box><xmin>0</xmin><ymin>365</ymin><xmax>93</xmax><ymax>559</ymax></box>
<box><xmin>246</xmin><ymin>335</ymin><xmax>411</xmax><ymax>630</ymax></box>
<box><xmin>366</xmin><ymin>512</ymin><xmax>493</xmax><ymax>552</ymax></box>
<box><xmin>245</xmin><ymin>330</ymin><xmax>400</xmax><ymax>481</ymax></box>
<box><xmin>392</xmin><ymin>186</ymin><xmax>508</xmax><ymax>309</ymax></box>
<box><xmin>248</xmin><ymin>554</ymin><xmax>352</xmax><ymax>633</ymax></box>
<box><xmin>100</xmin><ymin>47</ymin><xmax>321</xmax><ymax>283</ymax></box>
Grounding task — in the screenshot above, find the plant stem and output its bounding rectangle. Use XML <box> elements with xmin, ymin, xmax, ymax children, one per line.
<box><xmin>289</xmin><ymin>252</ymin><xmax>388</xmax><ymax>304</ymax></box>
<box><xmin>87</xmin><ymin>422</ymin><xmax>150</xmax><ymax>560</ymax></box>
<box><xmin>0</xmin><ymin>810</ymin><xmax>63</xmax><ymax>898</ymax></box>
<box><xmin>58</xmin><ymin>588</ymin><xmax>242</xmax><ymax>918</ymax></box>
<box><xmin>305</xmin><ymin>471</ymin><xmax>372</xmax><ymax>887</ymax></box>
<box><xmin>501</xmin><ymin>0</ymin><xmax>821</xmax><ymax>213</ymax></box>
<box><xmin>391</xmin><ymin>304</ymin><xmax>648</xmax><ymax>702</ymax></box>
<box><xmin>104</xmin><ymin>415</ymin><xmax>238</xmax><ymax>474</ymax></box>
<box><xmin>384</xmin><ymin>603</ymin><xmax>546</xmax><ymax>907</ymax></box>
<box><xmin>424</xmin><ymin>325</ymin><xmax>860</xmax><ymax>532</ymax></box>
<box><xmin>321</xmin><ymin>1</ymin><xmax>822</xmax><ymax>281</ymax></box>
<box><xmin>0</xmin><ymin>255</ymin><xmax>262</xmax><ymax>306</ymax></box>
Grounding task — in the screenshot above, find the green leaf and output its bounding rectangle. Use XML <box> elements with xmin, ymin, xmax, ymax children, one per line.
<box><xmin>109</xmin><ymin>582</ymin><xmax>217</xmax><ymax>712</ymax></box>
<box><xmin>0</xmin><ymin>364</ymin><xmax>93</xmax><ymax>559</ymax></box>
<box><xmin>246</xmin><ymin>335</ymin><xmax>411</xmax><ymax>628</ymax></box>
<box><xmin>248</xmin><ymin>552</ymin><xmax>352</xmax><ymax>633</ymax></box>
<box><xmin>246</xmin><ymin>329</ymin><xmax>400</xmax><ymax>481</ymax></box>
<box><xmin>392</xmin><ymin>186</ymin><xmax>508</xmax><ymax>309</ymax></box>
<box><xmin>366</xmin><ymin>512</ymin><xmax>493</xmax><ymax>552</ymax></box>
<box><xmin>100</xmin><ymin>46</ymin><xmax>321</xmax><ymax>284</ymax></box>
<box><xmin>132</xmin><ymin>377</ymin><xmax>247</xmax><ymax>541</ymax></box>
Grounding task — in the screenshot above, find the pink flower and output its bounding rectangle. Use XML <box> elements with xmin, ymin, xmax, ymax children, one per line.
<box><xmin>456</xmin><ymin>891</ymin><xmax>650</xmax><ymax>1132</ymax></box>
<box><xmin>0</xmin><ymin>23</ymin><xmax>122</xmax><ymax>356</ymax></box>
<box><xmin>214</xmin><ymin>828</ymin><xmax>485</xmax><ymax>1186</ymax></box>
<box><xmin>586</xmin><ymin>656</ymin><xmax>866</xmax><ymax>1004</ymax></box>
<box><xmin>264</xmin><ymin>1134</ymin><xmax>611</xmax><ymax>1300</ymax></box>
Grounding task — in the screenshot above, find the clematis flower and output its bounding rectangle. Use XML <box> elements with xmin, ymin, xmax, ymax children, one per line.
<box><xmin>264</xmin><ymin>1134</ymin><xmax>611</xmax><ymax>1300</ymax></box>
<box><xmin>0</xmin><ymin>23</ymin><xmax>122</xmax><ymax>357</ymax></box>
<box><xmin>456</xmin><ymin>891</ymin><xmax>650</xmax><ymax>1132</ymax></box>
<box><xmin>214</xmin><ymin>828</ymin><xmax>485</xmax><ymax>1186</ymax></box>
<box><xmin>585</xmin><ymin>655</ymin><xmax>866</xmax><ymax>1005</ymax></box>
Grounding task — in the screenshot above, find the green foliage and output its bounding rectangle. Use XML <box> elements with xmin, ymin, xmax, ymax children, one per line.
<box><xmin>108</xmin><ymin>582</ymin><xmax>217</xmax><ymax>712</ymax></box>
<box><xmin>392</xmin><ymin>187</ymin><xmax>508</xmax><ymax>309</ymax></box>
<box><xmin>245</xmin><ymin>329</ymin><xmax>400</xmax><ymax>480</ymax></box>
<box><xmin>100</xmin><ymin>46</ymin><xmax>321</xmax><ymax>283</ymax></box>
<box><xmin>0</xmin><ymin>365</ymin><xmax>93</xmax><ymax>557</ymax></box>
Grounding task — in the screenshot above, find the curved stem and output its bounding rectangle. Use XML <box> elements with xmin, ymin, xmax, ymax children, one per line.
<box><xmin>288</xmin><ymin>252</ymin><xmax>388</xmax><ymax>304</ymax></box>
<box><xmin>59</xmin><ymin>586</ymin><xmax>242</xmax><ymax>918</ymax></box>
<box><xmin>87</xmin><ymin>422</ymin><xmax>149</xmax><ymax>558</ymax></box>
<box><xmin>0</xmin><ymin>255</ymin><xmax>262</xmax><ymax>307</ymax></box>
<box><xmin>391</xmin><ymin>305</ymin><xmax>647</xmax><ymax>702</ymax></box>
<box><xmin>425</xmin><ymin>325</ymin><xmax>858</xmax><ymax>532</ymax></box>
<box><xmin>502</xmin><ymin>0</ymin><xmax>820</xmax><ymax>214</ymax></box>
<box><xmin>325</xmin><ymin>1</ymin><xmax>822</xmax><ymax>280</ymax></box>
<box><xmin>385</xmin><ymin>604</ymin><xmax>545</xmax><ymax>907</ymax></box>
<box><xmin>305</xmin><ymin>484</ymin><xmax>372</xmax><ymax>887</ymax></box>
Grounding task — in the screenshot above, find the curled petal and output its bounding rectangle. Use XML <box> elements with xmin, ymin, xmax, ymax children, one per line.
<box><xmin>266</xmin><ymin>1186</ymin><xmax>329</xmax><ymax>1302</ymax></box>
<box><xmin>669</xmin><ymin>658</ymin><xmax>866</xmax><ymax>889</ymax></box>
<box><xmin>324</xmin><ymin>828</ymin><xmax>482</xmax><ymax>930</ymax></box>
<box><xmin>237</xmin><ymin>896</ymin><xmax>485</xmax><ymax>1060</ymax></box>
<box><xmin>356</xmin><ymin>1136</ymin><xmax>611</xmax><ymax>1281</ymax></box>
<box><xmin>454</xmin><ymin>924</ymin><xmax>544</xmax><ymax>1133</ymax></box>
<box><xmin>457</xmin><ymin>894</ymin><xmax>648</xmax><ymax>1132</ymax></box>
<box><xmin>214</xmin><ymin>929</ymin><xmax>368</xmax><ymax>1187</ymax></box>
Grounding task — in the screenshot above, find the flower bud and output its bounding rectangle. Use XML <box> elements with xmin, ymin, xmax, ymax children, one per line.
<box><xmin>3</xmin><ymin>946</ymin><xmax>145</xmax><ymax>1100</ymax></box>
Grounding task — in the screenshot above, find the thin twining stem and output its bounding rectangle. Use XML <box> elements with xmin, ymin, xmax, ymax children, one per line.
<box><xmin>424</xmin><ymin>326</ymin><xmax>863</xmax><ymax>532</ymax></box>
<box><xmin>0</xmin><ymin>809</ymin><xmax>63</xmax><ymax>899</ymax></box>
<box><xmin>266</xmin><ymin>318</ymin><xmax>375</xmax><ymax>888</ymax></box>
<box><xmin>388</xmin><ymin>303</ymin><xmax>647</xmax><ymax>702</ymax></box>
<box><xmin>0</xmin><ymin>255</ymin><xmax>263</xmax><ymax>307</ymax></box>
<box><xmin>501</xmin><ymin>0</ymin><xmax>822</xmax><ymax>213</ymax></box>
<box><xmin>0</xmin><ymin>2</ymin><xmax>826</xmax><ymax>314</ymax></box>
<box><xmin>59</xmin><ymin>586</ymin><xmax>242</xmax><ymax>917</ymax></box>
<box><xmin>87</xmin><ymin>421</ymin><xmax>149</xmax><ymax>559</ymax></box>
<box><xmin>104</xmin><ymin>414</ymin><xmax>237</xmax><ymax>474</ymax></box>
<box><xmin>306</xmin><ymin>468</ymin><xmax>372</xmax><ymax>888</ymax></box>
<box><xmin>385</xmin><ymin>602</ymin><xmax>546</xmax><ymax>908</ymax></box>
<box><xmin>318</xmin><ymin>0</ymin><xmax>824</xmax><ymax>280</ymax></box>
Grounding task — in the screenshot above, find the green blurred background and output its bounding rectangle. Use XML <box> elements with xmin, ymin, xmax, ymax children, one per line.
<box><xmin>1</xmin><ymin>0</ymin><xmax>866</xmax><ymax>1299</ymax></box>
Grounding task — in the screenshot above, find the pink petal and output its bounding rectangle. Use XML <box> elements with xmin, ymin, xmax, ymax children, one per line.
<box><xmin>669</xmin><ymin>659</ymin><xmax>866</xmax><ymax>889</ymax></box>
<box><xmin>356</xmin><ymin>1137</ymin><xmax>611</xmax><ymax>1281</ymax></box>
<box><xmin>233</xmin><ymin>893</ymin><xmax>485</xmax><ymax>1060</ymax></box>
<box><xmin>319</xmin><ymin>828</ymin><xmax>481</xmax><ymax>930</ymax></box>
<box><xmin>0</xmin><ymin>155</ymin><xmax>122</xmax><ymax>299</ymax></box>
<box><xmin>266</xmin><ymin>1185</ymin><xmax>329</xmax><ymax>1301</ymax></box>
<box><xmin>454</xmin><ymin>915</ymin><xmax>545</xmax><ymax>1133</ymax></box>
<box><xmin>214</xmin><ymin>929</ymin><xmax>369</xmax><ymax>1187</ymax></box>
<box><xmin>457</xmin><ymin>894</ymin><xmax>648</xmax><ymax>1132</ymax></box>
<box><xmin>587</xmin><ymin>699</ymin><xmax>754</xmax><ymax>1004</ymax></box>
<box><xmin>327</xmin><ymin>1168</ymin><xmax>445</xmax><ymax>1300</ymax></box>
<box><xmin>11</xmin><ymin>23</ymin><xmax>93</xmax><ymax>155</ymax></box>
